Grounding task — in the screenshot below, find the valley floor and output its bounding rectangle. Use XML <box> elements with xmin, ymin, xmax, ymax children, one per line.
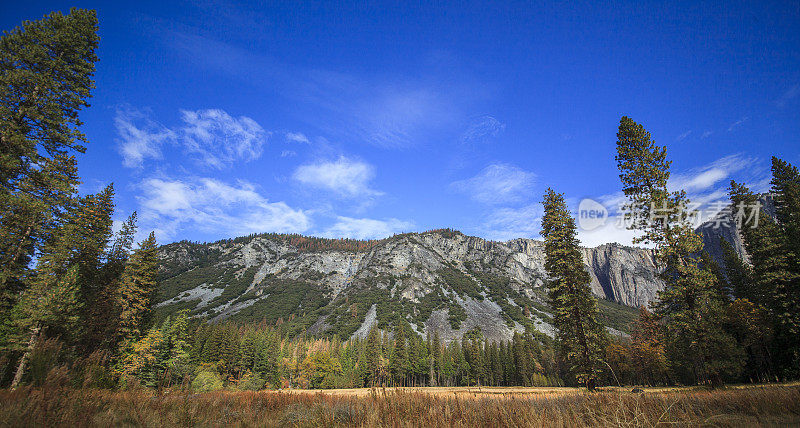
<box><xmin>1</xmin><ymin>383</ymin><xmax>798</xmax><ymax>427</ymax></box>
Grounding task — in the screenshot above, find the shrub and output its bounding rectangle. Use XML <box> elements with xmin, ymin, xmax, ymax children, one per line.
<box><xmin>191</xmin><ymin>371</ymin><xmax>223</xmax><ymax>392</ymax></box>
<box><xmin>236</xmin><ymin>372</ymin><xmax>265</xmax><ymax>391</ymax></box>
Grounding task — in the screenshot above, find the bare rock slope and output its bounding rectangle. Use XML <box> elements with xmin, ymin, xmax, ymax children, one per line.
<box><xmin>155</xmin><ymin>229</ymin><xmax>665</xmax><ymax>341</ymax></box>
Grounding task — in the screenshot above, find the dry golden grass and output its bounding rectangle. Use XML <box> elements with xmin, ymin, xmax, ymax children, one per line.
<box><xmin>1</xmin><ymin>384</ymin><xmax>798</xmax><ymax>427</ymax></box>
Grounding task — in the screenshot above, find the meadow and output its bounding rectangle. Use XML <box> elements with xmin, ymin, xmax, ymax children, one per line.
<box><xmin>1</xmin><ymin>384</ymin><xmax>798</xmax><ymax>427</ymax></box>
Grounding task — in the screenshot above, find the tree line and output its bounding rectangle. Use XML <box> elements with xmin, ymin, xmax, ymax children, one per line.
<box><xmin>115</xmin><ymin>320</ymin><xmax>566</xmax><ymax>391</ymax></box>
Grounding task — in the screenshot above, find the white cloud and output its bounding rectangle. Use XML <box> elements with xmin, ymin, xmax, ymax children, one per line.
<box><xmin>138</xmin><ymin>177</ymin><xmax>310</xmax><ymax>241</ymax></box>
<box><xmin>461</xmin><ymin>116</ymin><xmax>505</xmax><ymax>145</ymax></box>
<box><xmin>669</xmin><ymin>154</ymin><xmax>756</xmax><ymax>193</ymax></box>
<box><xmin>701</xmin><ymin>130</ymin><xmax>713</xmax><ymax>139</ymax></box>
<box><xmin>675</xmin><ymin>130</ymin><xmax>691</xmax><ymax>142</ymax></box>
<box><xmin>281</xmin><ymin>150</ymin><xmax>297</xmax><ymax>157</ymax></box>
<box><xmin>479</xmin><ymin>204</ymin><xmax>542</xmax><ymax>241</ymax></box>
<box><xmin>452</xmin><ymin>163</ymin><xmax>536</xmax><ymax>205</ymax></box>
<box><xmin>727</xmin><ymin>116</ymin><xmax>749</xmax><ymax>132</ymax></box>
<box><xmin>293</xmin><ymin>156</ymin><xmax>382</xmax><ymax>198</ymax></box>
<box><xmin>286</xmin><ymin>132</ymin><xmax>310</xmax><ymax>144</ymax></box>
<box><xmin>115</xmin><ymin>107</ymin><xmax>176</xmax><ymax>168</ymax></box>
<box><xmin>576</xmin><ymin>154</ymin><xmax>767</xmax><ymax>247</ymax></box>
<box><xmin>576</xmin><ymin>215</ymin><xmax>646</xmax><ymax>248</ymax></box>
<box><xmin>180</xmin><ymin>109</ymin><xmax>268</xmax><ymax>169</ymax></box>
<box><xmin>116</xmin><ymin>107</ymin><xmax>269</xmax><ymax>169</ymax></box>
<box><xmin>321</xmin><ymin>216</ymin><xmax>413</xmax><ymax>240</ymax></box>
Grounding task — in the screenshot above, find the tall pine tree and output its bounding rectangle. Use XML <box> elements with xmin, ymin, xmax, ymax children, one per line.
<box><xmin>729</xmin><ymin>157</ymin><xmax>800</xmax><ymax>378</ymax></box>
<box><xmin>116</xmin><ymin>232</ymin><xmax>158</xmax><ymax>347</ymax></box>
<box><xmin>540</xmin><ymin>188</ymin><xmax>607</xmax><ymax>390</ymax></box>
<box><xmin>0</xmin><ymin>9</ymin><xmax>99</xmax><ymax>308</ymax></box>
<box><xmin>616</xmin><ymin>117</ymin><xmax>741</xmax><ymax>385</ymax></box>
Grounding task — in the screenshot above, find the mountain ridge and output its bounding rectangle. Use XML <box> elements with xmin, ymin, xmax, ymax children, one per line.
<box><xmin>155</xmin><ymin>229</ymin><xmax>664</xmax><ymax>342</ymax></box>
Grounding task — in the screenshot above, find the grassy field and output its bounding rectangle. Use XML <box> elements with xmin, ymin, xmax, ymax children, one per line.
<box><xmin>1</xmin><ymin>384</ymin><xmax>798</xmax><ymax>427</ymax></box>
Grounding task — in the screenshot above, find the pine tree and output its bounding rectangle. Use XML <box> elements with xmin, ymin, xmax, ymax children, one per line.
<box><xmin>116</xmin><ymin>232</ymin><xmax>158</xmax><ymax>347</ymax></box>
<box><xmin>730</xmin><ymin>158</ymin><xmax>800</xmax><ymax>378</ymax></box>
<box><xmin>0</xmin><ymin>8</ymin><xmax>99</xmax><ymax>306</ymax></box>
<box><xmin>389</xmin><ymin>323</ymin><xmax>408</xmax><ymax>386</ymax></box>
<box><xmin>616</xmin><ymin>117</ymin><xmax>741</xmax><ymax>385</ymax></box>
<box><xmin>9</xmin><ymin>265</ymin><xmax>81</xmax><ymax>388</ymax></box>
<box><xmin>540</xmin><ymin>188</ymin><xmax>607</xmax><ymax>390</ymax></box>
<box><xmin>6</xmin><ymin>187</ymin><xmax>117</xmax><ymax>388</ymax></box>
<box><xmin>363</xmin><ymin>326</ymin><xmax>381</xmax><ymax>386</ymax></box>
<box><xmin>429</xmin><ymin>331</ymin><xmax>440</xmax><ymax>386</ymax></box>
<box><xmin>164</xmin><ymin>310</ymin><xmax>191</xmax><ymax>387</ymax></box>
<box><xmin>71</xmin><ymin>186</ymin><xmax>116</xmax><ymax>353</ymax></box>
<box><xmin>766</xmin><ymin>158</ymin><xmax>800</xmax><ymax>375</ymax></box>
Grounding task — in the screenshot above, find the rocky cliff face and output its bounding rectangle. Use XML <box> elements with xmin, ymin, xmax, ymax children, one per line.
<box><xmin>155</xmin><ymin>230</ymin><xmax>660</xmax><ymax>342</ymax></box>
<box><xmin>696</xmin><ymin>194</ymin><xmax>774</xmax><ymax>271</ymax></box>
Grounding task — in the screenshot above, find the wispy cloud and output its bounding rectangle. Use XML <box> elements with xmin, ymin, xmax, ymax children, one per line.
<box><xmin>701</xmin><ymin>130</ymin><xmax>713</xmax><ymax>139</ymax></box>
<box><xmin>574</xmin><ymin>154</ymin><xmax>768</xmax><ymax>247</ymax></box>
<box><xmin>115</xmin><ymin>107</ymin><xmax>175</xmax><ymax>168</ymax></box>
<box><xmin>348</xmin><ymin>86</ymin><xmax>458</xmax><ymax>148</ymax></box>
<box><xmin>116</xmin><ymin>107</ymin><xmax>269</xmax><ymax>169</ymax></box>
<box><xmin>157</xmin><ymin>25</ymin><xmax>482</xmax><ymax>150</ymax></box>
<box><xmin>727</xmin><ymin>116</ymin><xmax>749</xmax><ymax>132</ymax></box>
<box><xmin>461</xmin><ymin>115</ymin><xmax>505</xmax><ymax>145</ymax></box>
<box><xmin>280</xmin><ymin>150</ymin><xmax>297</xmax><ymax>157</ymax></box>
<box><xmin>293</xmin><ymin>156</ymin><xmax>382</xmax><ymax>198</ymax></box>
<box><xmin>286</xmin><ymin>132</ymin><xmax>310</xmax><ymax>144</ymax></box>
<box><xmin>776</xmin><ymin>84</ymin><xmax>799</xmax><ymax>108</ymax></box>
<box><xmin>452</xmin><ymin>163</ymin><xmax>536</xmax><ymax>205</ymax></box>
<box><xmin>138</xmin><ymin>177</ymin><xmax>310</xmax><ymax>241</ymax></box>
<box><xmin>180</xmin><ymin>109</ymin><xmax>269</xmax><ymax>169</ymax></box>
<box><xmin>669</xmin><ymin>154</ymin><xmax>758</xmax><ymax>193</ymax></box>
<box><xmin>321</xmin><ymin>216</ymin><xmax>414</xmax><ymax>240</ymax></box>
<box><xmin>675</xmin><ymin>130</ymin><xmax>692</xmax><ymax>142</ymax></box>
<box><xmin>479</xmin><ymin>204</ymin><xmax>542</xmax><ymax>241</ymax></box>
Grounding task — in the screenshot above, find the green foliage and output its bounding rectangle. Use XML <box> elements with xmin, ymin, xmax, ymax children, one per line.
<box><xmin>438</xmin><ymin>266</ymin><xmax>483</xmax><ymax>300</ymax></box>
<box><xmin>227</xmin><ymin>279</ymin><xmax>328</xmax><ymax>329</ymax></box>
<box><xmin>192</xmin><ymin>371</ymin><xmax>223</xmax><ymax>392</ymax></box>
<box><xmin>617</xmin><ymin>117</ymin><xmax>742</xmax><ymax>386</ymax></box>
<box><xmin>596</xmin><ymin>299</ymin><xmax>638</xmax><ymax>334</ymax></box>
<box><xmin>236</xmin><ymin>372</ymin><xmax>265</xmax><ymax>391</ymax></box>
<box><xmin>117</xmin><ymin>232</ymin><xmax>159</xmax><ymax>345</ymax></box>
<box><xmin>0</xmin><ymin>8</ymin><xmax>99</xmax><ymax>308</ymax></box>
<box><xmin>541</xmin><ymin>188</ymin><xmax>608</xmax><ymax>388</ymax></box>
<box><xmin>730</xmin><ymin>157</ymin><xmax>800</xmax><ymax>379</ymax></box>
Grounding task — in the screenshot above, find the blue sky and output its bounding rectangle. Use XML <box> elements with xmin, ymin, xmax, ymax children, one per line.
<box><xmin>3</xmin><ymin>1</ymin><xmax>799</xmax><ymax>246</ymax></box>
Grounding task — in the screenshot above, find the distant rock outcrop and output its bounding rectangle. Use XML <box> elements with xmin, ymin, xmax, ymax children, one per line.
<box><xmin>155</xmin><ymin>229</ymin><xmax>662</xmax><ymax>341</ymax></box>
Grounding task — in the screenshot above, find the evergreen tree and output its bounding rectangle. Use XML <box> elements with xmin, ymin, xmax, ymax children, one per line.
<box><xmin>389</xmin><ymin>323</ymin><xmax>408</xmax><ymax>386</ymax></box>
<box><xmin>766</xmin><ymin>158</ymin><xmax>800</xmax><ymax>375</ymax></box>
<box><xmin>616</xmin><ymin>117</ymin><xmax>741</xmax><ymax>385</ymax></box>
<box><xmin>116</xmin><ymin>232</ymin><xmax>158</xmax><ymax>347</ymax></box>
<box><xmin>730</xmin><ymin>157</ymin><xmax>800</xmax><ymax>378</ymax></box>
<box><xmin>6</xmin><ymin>187</ymin><xmax>115</xmax><ymax>388</ymax></box>
<box><xmin>429</xmin><ymin>331</ymin><xmax>441</xmax><ymax>386</ymax></box>
<box><xmin>9</xmin><ymin>265</ymin><xmax>80</xmax><ymax>388</ymax></box>
<box><xmin>540</xmin><ymin>188</ymin><xmax>607</xmax><ymax>390</ymax></box>
<box><xmin>363</xmin><ymin>326</ymin><xmax>381</xmax><ymax>386</ymax></box>
<box><xmin>70</xmin><ymin>185</ymin><xmax>116</xmax><ymax>353</ymax></box>
<box><xmin>0</xmin><ymin>8</ymin><xmax>99</xmax><ymax>306</ymax></box>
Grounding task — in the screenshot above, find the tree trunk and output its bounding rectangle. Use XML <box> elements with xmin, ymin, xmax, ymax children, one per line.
<box><xmin>11</xmin><ymin>324</ymin><xmax>41</xmax><ymax>389</ymax></box>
